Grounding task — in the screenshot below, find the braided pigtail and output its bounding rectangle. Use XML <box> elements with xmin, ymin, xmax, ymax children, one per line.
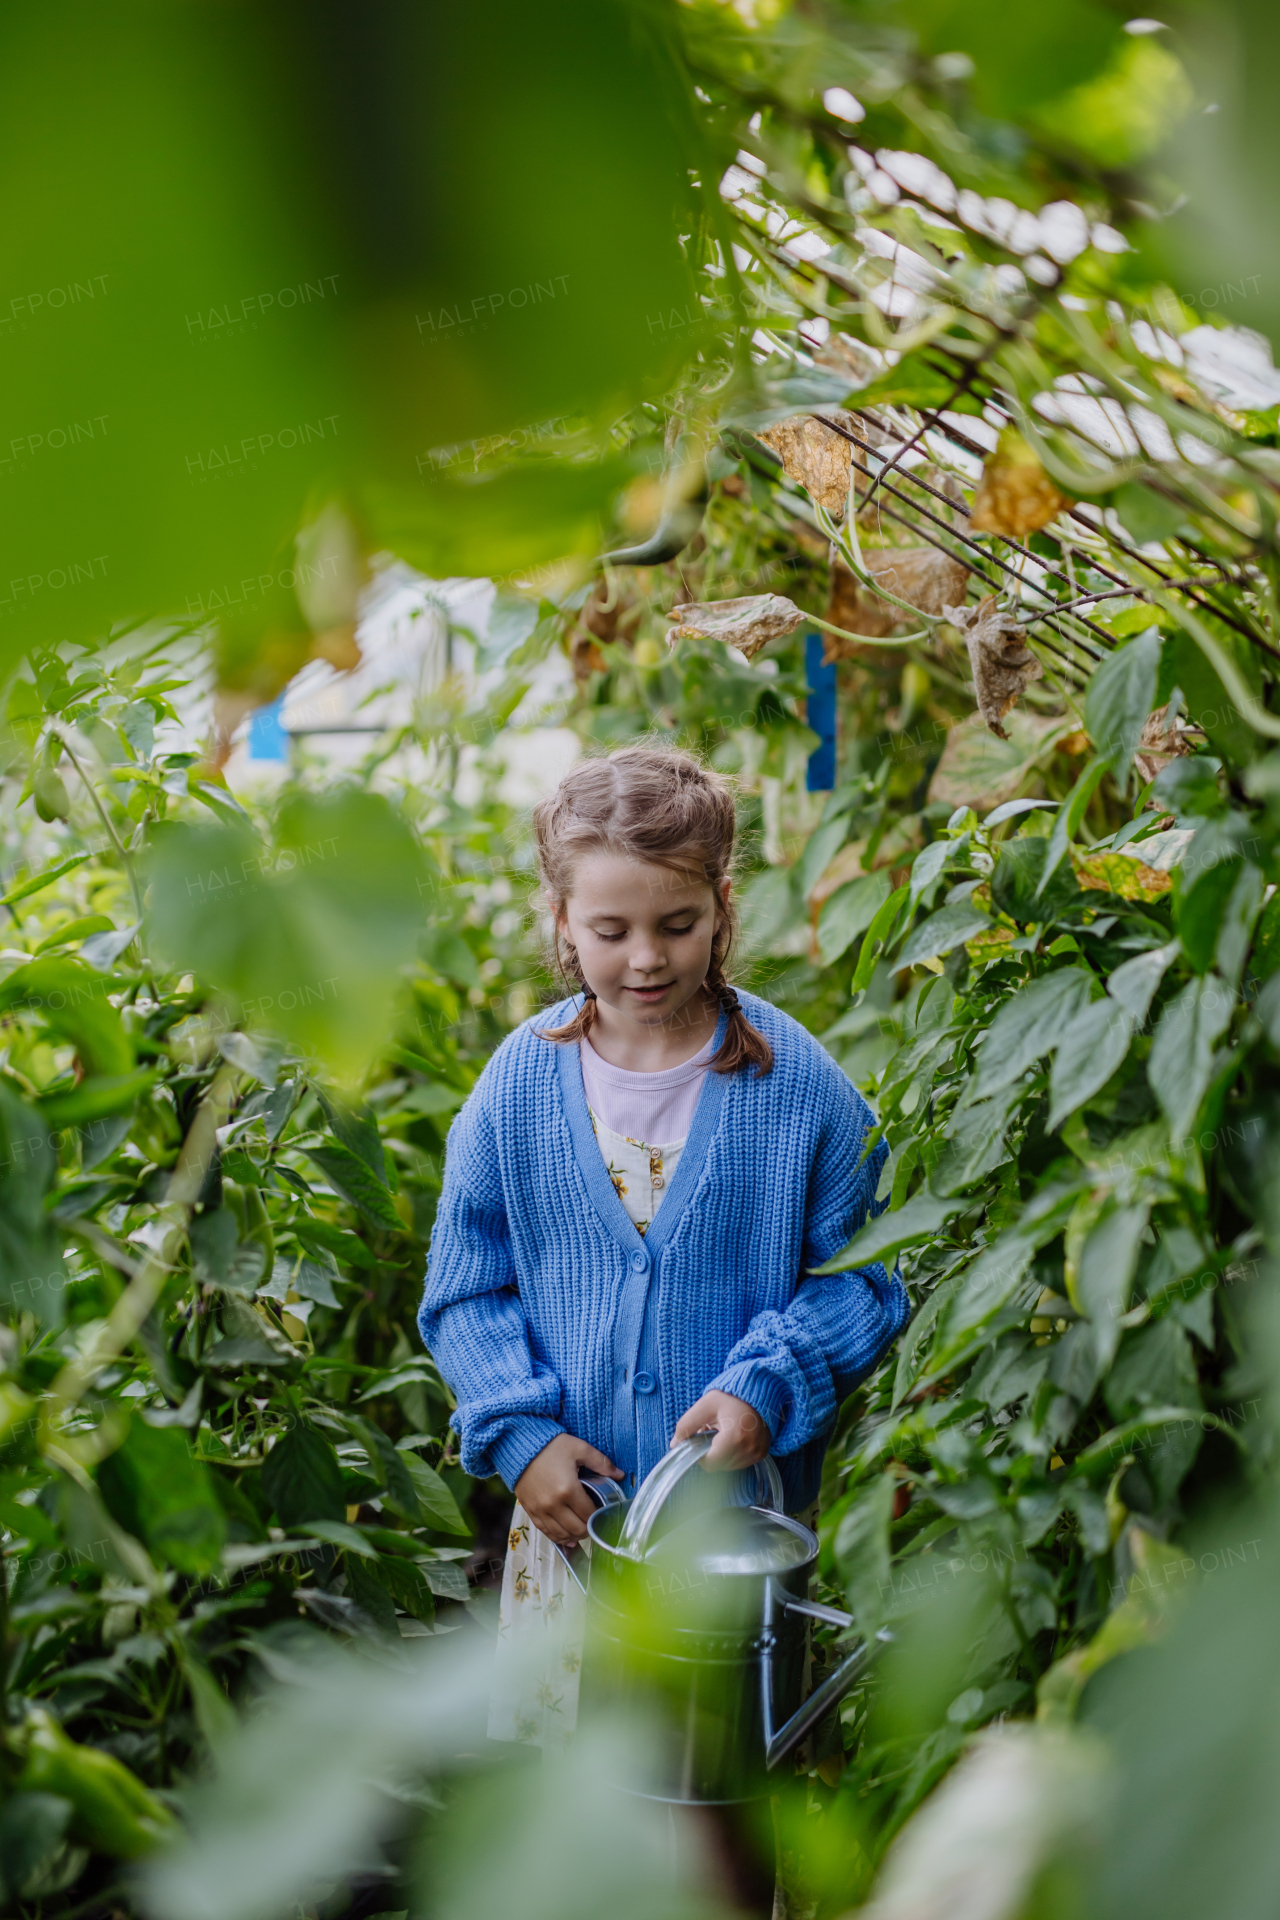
<box><xmin>536</xmin><ymin>932</ymin><xmax>599</xmax><ymax>1046</ymax></box>
<box><xmin>704</xmin><ymin>924</ymin><xmax>772</xmax><ymax>1077</ymax></box>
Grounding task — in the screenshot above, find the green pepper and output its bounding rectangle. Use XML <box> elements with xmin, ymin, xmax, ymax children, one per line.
<box><xmin>16</xmin><ymin>1707</ymin><xmax>175</xmax><ymax>1857</ymax></box>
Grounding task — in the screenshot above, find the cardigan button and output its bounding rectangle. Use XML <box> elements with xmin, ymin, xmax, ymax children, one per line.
<box><xmin>633</xmin><ymin>1371</ymin><xmax>657</xmax><ymax>1394</ymax></box>
<box><xmin>630</xmin><ymin>1249</ymin><xmax>648</xmax><ymax>1272</ymax></box>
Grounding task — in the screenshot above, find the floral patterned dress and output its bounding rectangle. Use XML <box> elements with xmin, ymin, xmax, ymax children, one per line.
<box><xmin>487</xmin><ymin>1112</ymin><xmax>686</xmax><ymax>1750</ymax></box>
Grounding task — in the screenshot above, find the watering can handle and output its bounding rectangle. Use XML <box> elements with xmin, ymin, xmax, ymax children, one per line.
<box><xmin>618</xmin><ymin>1435</ymin><xmax>786</xmax><ymax>1562</ymax></box>
<box><xmin>549</xmin><ymin>1470</ymin><xmax>625</xmax><ymax>1595</ymax></box>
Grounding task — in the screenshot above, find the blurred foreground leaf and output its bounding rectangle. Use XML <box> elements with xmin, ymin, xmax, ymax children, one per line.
<box><xmin>143</xmin><ymin>788</ymin><xmax>433</xmax><ymax>1080</ymax></box>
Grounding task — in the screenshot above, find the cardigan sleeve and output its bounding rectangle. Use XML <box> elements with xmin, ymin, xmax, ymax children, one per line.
<box><xmin>417</xmin><ymin>1090</ymin><xmax>566</xmax><ymax>1490</ymax></box>
<box><xmin>706</xmin><ymin>1075</ymin><xmax>908</xmax><ymax>1454</ymax></box>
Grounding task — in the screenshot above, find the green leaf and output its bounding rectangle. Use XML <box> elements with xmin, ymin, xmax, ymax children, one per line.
<box><xmin>852</xmin><ymin>885</ymin><xmax>909</xmax><ymax>992</ymax></box>
<box><xmin>1177</xmin><ymin>856</ymin><xmax>1242</xmax><ymax>975</ymax></box>
<box><xmin>316</xmin><ymin>1088</ymin><xmax>392</xmax><ymax>1191</ymax></box>
<box><xmin>0</xmin><ymin>958</ymin><xmax>134</xmax><ymax>1076</ymax></box>
<box><xmin>1215</xmin><ymin>861</ymin><xmax>1264</xmax><ymax>987</ymax></box>
<box><xmin>895</xmin><ymin>902</ymin><xmax>992</xmax><ymax>972</ymax></box>
<box><xmin>833</xmin><ymin>1474</ymin><xmax>894</xmax><ymax>1634</ymax></box>
<box><xmin>816</xmin><ymin>871</ymin><xmax>891</xmax><ymax>965</ymax></box>
<box><xmin>1085</xmin><ymin>645</ymin><xmax>1163</xmax><ymax>777</ymax></box>
<box><xmin>482</xmin><ymin>593</ymin><xmax>541</xmax><ymax>670</ymax></box>
<box><xmin>943</xmin><ymin>1233</ymin><xmax>1040</xmax><ymax>1341</ymax></box>
<box><xmin>291</xmin><ymin>1258</ymin><xmax>342</xmax><ymax>1309</ymax></box>
<box><xmin>305</xmin><ymin>1144</ymin><xmax>402</xmax><ymax>1230</ymax></box>
<box><xmin>1047</xmin><ymin>999</ymin><xmax>1135</xmax><ymax>1131</ymax></box>
<box><xmin>1076</xmin><ymin>1202</ymin><xmax>1151</xmax><ymax>1371</ymax></box>
<box><xmin>1107</xmin><ymin>942</ymin><xmax>1178</xmax><ymax>1024</ymax></box>
<box><xmin>991</xmin><ymin>836</ymin><xmax>1083</xmax><ymax>926</ymax></box>
<box><xmin>0</xmin><ymin>1082</ymin><xmax>69</xmax><ymax>1328</ymax></box>
<box><xmin>34</xmin><ymin>913</ymin><xmax>114</xmax><ymax>953</ymax></box>
<box><xmin>400</xmin><ymin>1450</ymin><xmax>470</xmax><ymax>1535</ymax></box>
<box><xmin>932</xmin><ymin>1082</ymin><xmax>1023</xmax><ymax>1195</ymax></box>
<box><xmin>0</xmin><ymin>853</ymin><xmax>92</xmax><ymax>908</ymax></box>
<box><xmin>340</xmin><ymin>1557</ymin><xmax>402</xmax><ymax>1637</ymax></box>
<box><xmin>798</xmin><ymin>817</ymin><xmax>851</xmax><ymax>898</ymax></box>
<box><xmin>0</xmin><ymin>1792</ymin><xmax>73</xmax><ymax>1901</ymax></box>
<box><xmin>1105</xmin><ymin>1319</ymin><xmax>1201</xmax><ymax>1424</ymax></box>
<box><xmin>1112</xmin><ymin>480</ymin><xmax>1186</xmax><ymax>547</ymax></box>
<box><xmin>37</xmin><ymin>1069</ymin><xmax>154</xmax><ymax>1129</ymax></box>
<box><xmin>296</xmin><ymin>1519</ymin><xmax>379</xmax><ymax>1559</ymax></box>
<box><xmin>189</xmin><ymin>1209</ymin><xmax>238</xmax><ymax>1286</ymax></box>
<box><xmin>814</xmin><ymin>1187</ymin><xmax>965</xmax><ymax>1274</ymax></box>
<box><xmin>292</xmin><ymin>1217</ymin><xmax>376</xmax><ymax>1269</ymax></box>
<box><xmin>261</xmin><ymin>1421</ymin><xmax>346</xmax><ymax>1529</ymax></box>
<box><xmin>362</xmin><ymin>1551</ymin><xmax>438</xmax><ymax>1625</ymax></box>
<box><xmin>1148</xmin><ymin>974</ymin><xmax>1234</xmax><ymax>1138</ymax></box>
<box><xmin>143</xmin><ymin>788</ymin><xmax>436</xmax><ymax>1082</ymax></box>
<box><xmin>972</xmin><ymin>967</ymin><xmax>1094</xmax><ymax>1097</ymax></box>
<box><xmin>908</xmin><ymin>836</ymin><xmax>959</xmax><ymax>903</ymax></box>
<box><xmin>398</xmin><ymin>1081</ymin><xmax>469</xmax><ymax>1117</ymax></box>
<box><xmin>1036</xmin><ymin>757</ymin><xmax>1109</xmax><ymax>899</ymax></box>
<box><xmin>97</xmin><ymin>1418</ymin><xmax>226</xmax><ymax>1575</ymax></box>
<box><xmin>341</xmin><ymin>1413</ymin><xmax>423</xmax><ymax>1523</ymax></box>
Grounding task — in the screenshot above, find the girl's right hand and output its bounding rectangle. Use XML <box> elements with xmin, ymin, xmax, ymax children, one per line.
<box><xmin>515</xmin><ymin>1433</ymin><xmax>623</xmax><ymax>1547</ymax></box>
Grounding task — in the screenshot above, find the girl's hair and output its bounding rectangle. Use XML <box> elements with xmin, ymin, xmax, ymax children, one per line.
<box><xmin>532</xmin><ymin>745</ymin><xmax>773</xmax><ymax>1076</ymax></box>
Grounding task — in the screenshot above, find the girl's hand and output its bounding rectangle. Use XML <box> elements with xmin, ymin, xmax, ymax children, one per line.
<box><xmin>515</xmin><ymin>1433</ymin><xmax>623</xmax><ymax>1548</ymax></box>
<box><xmin>673</xmin><ymin>1390</ymin><xmax>770</xmax><ymax>1471</ymax></box>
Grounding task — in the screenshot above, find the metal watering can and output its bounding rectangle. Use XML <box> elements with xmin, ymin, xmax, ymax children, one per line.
<box><xmin>557</xmin><ymin>1434</ymin><xmax>885</xmax><ymax>1805</ymax></box>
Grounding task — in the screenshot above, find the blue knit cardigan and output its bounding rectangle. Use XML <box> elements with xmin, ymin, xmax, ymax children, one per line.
<box><xmin>418</xmin><ymin>990</ymin><xmax>908</xmax><ymax>1514</ymax></box>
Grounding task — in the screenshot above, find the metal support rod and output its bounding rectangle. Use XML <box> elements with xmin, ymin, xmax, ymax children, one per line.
<box><xmin>917</xmin><ymin>388</ymin><xmax>1280</xmax><ymax>661</ymax></box>
<box><xmin>792</xmin><ymin>426</ymin><xmax>1092</xmax><ymax>680</ymax></box>
<box><xmin>811</xmin><ymin>412</ymin><xmax>1107</xmax><ymax>663</ymax></box>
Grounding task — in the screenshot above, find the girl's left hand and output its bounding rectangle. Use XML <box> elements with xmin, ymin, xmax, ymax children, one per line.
<box><xmin>672</xmin><ymin>1390</ymin><xmax>770</xmax><ymax>1470</ymax></box>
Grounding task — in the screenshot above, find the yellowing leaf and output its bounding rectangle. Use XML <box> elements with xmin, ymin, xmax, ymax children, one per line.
<box><xmin>969</xmin><ymin>430</ymin><xmax>1071</xmax><ymax>537</ymax></box>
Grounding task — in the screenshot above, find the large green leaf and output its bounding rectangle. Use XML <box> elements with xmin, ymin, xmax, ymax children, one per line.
<box><xmin>0</xmin><ymin>2</ymin><xmax>699</xmax><ymax>660</ymax></box>
<box><xmin>815</xmin><ymin>1187</ymin><xmax>965</xmax><ymax>1274</ymax></box>
<box><xmin>0</xmin><ymin>1081</ymin><xmax>68</xmax><ymax>1328</ymax></box>
<box><xmin>261</xmin><ymin>1421</ymin><xmax>346</xmax><ymax>1529</ymax></box>
<box><xmin>97</xmin><ymin>1418</ymin><xmax>226</xmax><ymax>1575</ymax></box>
<box><xmin>341</xmin><ymin>1414</ymin><xmax>423</xmax><ymax>1523</ymax></box>
<box><xmin>400</xmin><ymin>1450</ymin><xmax>470</xmax><ymax>1537</ymax></box>
<box><xmin>972</xmin><ymin>967</ymin><xmax>1094</xmax><ymax>1098</ymax></box>
<box><xmin>816</xmin><ymin>871</ymin><xmax>892</xmax><ymax>966</ymax></box>
<box><xmin>833</xmin><ymin>1474</ymin><xmax>895</xmax><ymax>1635</ymax></box>
<box><xmin>1148</xmin><ymin>974</ymin><xmax>1234</xmax><ymax>1139</ymax></box>
<box><xmin>895</xmin><ymin>903</ymin><xmax>992</xmax><ymax>972</ymax></box>
<box><xmin>892</xmin><ymin>0</ymin><xmax>1126</xmax><ymax>117</ymax></box>
<box><xmin>144</xmin><ymin>787</ymin><xmax>433</xmax><ymax>1081</ymax></box>
<box><xmin>0</xmin><ymin>957</ymin><xmax>133</xmax><ymax>1076</ymax></box>
<box><xmin>990</xmin><ymin>836</ymin><xmax>1083</xmax><ymax>926</ymax></box>
<box><xmin>316</xmin><ymin>1088</ymin><xmax>394</xmax><ymax>1193</ymax></box>
<box><xmin>1047</xmin><ymin>999</ymin><xmax>1135</xmax><ymax>1132</ymax></box>
<box><xmin>305</xmin><ymin>1145</ymin><xmax>401</xmax><ymax>1231</ymax></box>
<box><xmin>1076</xmin><ymin>1202</ymin><xmax>1151</xmax><ymax>1372</ymax></box>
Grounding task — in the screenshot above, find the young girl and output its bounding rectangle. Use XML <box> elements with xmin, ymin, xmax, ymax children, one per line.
<box><xmin>418</xmin><ymin>746</ymin><xmax>907</xmax><ymax>1748</ymax></box>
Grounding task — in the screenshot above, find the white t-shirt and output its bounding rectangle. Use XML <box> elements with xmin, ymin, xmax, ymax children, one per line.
<box><xmin>579</xmin><ymin>1031</ymin><xmax>717</xmax><ymax>1236</ymax></box>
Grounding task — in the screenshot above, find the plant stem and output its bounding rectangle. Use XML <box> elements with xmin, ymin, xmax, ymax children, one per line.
<box><xmin>40</xmin><ymin>1064</ymin><xmax>237</xmax><ymax>1450</ymax></box>
<box><xmin>54</xmin><ymin>727</ymin><xmax>146</xmax><ymax>926</ymax></box>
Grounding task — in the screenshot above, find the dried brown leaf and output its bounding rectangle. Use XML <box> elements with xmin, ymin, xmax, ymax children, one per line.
<box><xmin>945</xmin><ymin>594</ymin><xmax>1044</xmax><ymax>737</ymax></box>
<box><xmin>667</xmin><ymin>593</ymin><xmax>806</xmax><ymax>660</ymax></box>
<box><xmin>757</xmin><ymin>412</ymin><xmax>856</xmax><ymax>516</ymax></box>
<box><xmin>1133</xmin><ymin>701</ymin><xmax>1195</xmax><ymax>785</ymax></box>
<box><xmin>823</xmin><ymin>547</ymin><xmax>970</xmax><ymax>659</ymax></box>
<box><xmin>968</xmin><ymin>429</ymin><xmax>1071</xmax><ymax>538</ymax></box>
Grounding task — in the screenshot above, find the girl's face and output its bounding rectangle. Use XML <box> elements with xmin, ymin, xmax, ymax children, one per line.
<box><xmin>556</xmin><ymin>851</ymin><xmax>729</xmax><ymax>1031</ymax></box>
